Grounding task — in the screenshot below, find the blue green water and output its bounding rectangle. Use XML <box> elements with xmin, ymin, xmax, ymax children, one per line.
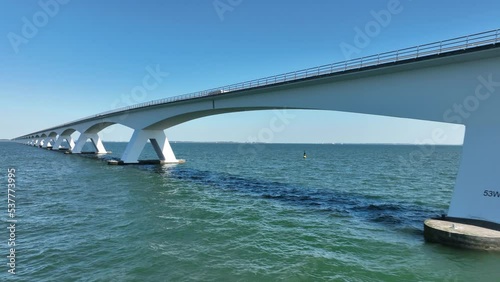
<box><xmin>1</xmin><ymin>142</ymin><xmax>499</xmax><ymax>281</ymax></box>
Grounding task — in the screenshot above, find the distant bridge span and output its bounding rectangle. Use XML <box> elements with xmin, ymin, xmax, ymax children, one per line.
<box><xmin>13</xmin><ymin>29</ymin><xmax>500</xmax><ymax>225</ymax></box>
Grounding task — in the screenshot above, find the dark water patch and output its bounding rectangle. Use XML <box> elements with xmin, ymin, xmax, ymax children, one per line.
<box><xmin>362</xmin><ymin>203</ymin><xmax>404</xmax><ymax>211</ymax></box>
<box><xmin>371</xmin><ymin>214</ymin><xmax>403</xmax><ymax>224</ymax></box>
<box><xmin>150</xmin><ymin>166</ymin><xmax>443</xmax><ymax>232</ymax></box>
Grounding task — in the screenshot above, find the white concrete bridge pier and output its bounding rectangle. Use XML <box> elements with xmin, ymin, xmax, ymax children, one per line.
<box><xmin>42</xmin><ymin>136</ymin><xmax>55</xmax><ymax>149</ymax></box>
<box><xmin>424</xmin><ymin>121</ymin><xmax>500</xmax><ymax>250</ymax></box>
<box><xmin>120</xmin><ymin>130</ymin><xmax>178</xmax><ymax>164</ymax></box>
<box><xmin>72</xmin><ymin>133</ymin><xmax>107</xmax><ymax>154</ymax></box>
<box><xmin>52</xmin><ymin>135</ymin><xmax>76</xmax><ymax>150</ymax></box>
<box><xmin>448</xmin><ymin>123</ymin><xmax>500</xmax><ymax>223</ymax></box>
<box><xmin>38</xmin><ymin>136</ymin><xmax>47</xmax><ymax>147</ymax></box>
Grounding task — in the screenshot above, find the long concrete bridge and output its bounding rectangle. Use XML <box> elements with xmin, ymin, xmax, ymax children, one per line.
<box><xmin>12</xmin><ymin>29</ymin><xmax>500</xmax><ymax>230</ymax></box>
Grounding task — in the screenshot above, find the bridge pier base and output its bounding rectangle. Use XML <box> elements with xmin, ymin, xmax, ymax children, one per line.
<box><xmin>424</xmin><ymin>124</ymin><xmax>500</xmax><ymax>250</ymax></box>
<box><xmin>120</xmin><ymin>129</ymin><xmax>178</xmax><ymax>164</ymax></box>
<box><xmin>72</xmin><ymin>133</ymin><xmax>107</xmax><ymax>154</ymax></box>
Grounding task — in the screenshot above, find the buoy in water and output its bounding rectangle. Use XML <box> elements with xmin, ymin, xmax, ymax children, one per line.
<box><xmin>303</xmin><ymin>151</ymin><xmax>307</xmax><ymax>159</ymax></box>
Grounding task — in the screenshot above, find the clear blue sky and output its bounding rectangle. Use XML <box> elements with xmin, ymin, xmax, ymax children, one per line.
<box><xmin>1</xmin><ymin>0</ymin><xmax>498</xmax><ymax>143</ymax></box>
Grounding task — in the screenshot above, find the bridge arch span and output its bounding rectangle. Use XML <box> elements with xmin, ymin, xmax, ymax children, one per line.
<box><xmin>60</xmin><ymin>128</ymin><xmax>77</xmax><ymax>136</ymax></box>
<box><xmin>83</xmin><ymin>122</ymin><xmax>117</xmax><ymax>134</ymax></box>
<box><xmin>144</xmin><ymin>107</ymin><xmax>278</xmax><ymax>130</ymax></box>
<box><xmin>50</xmin><ymin>128</ymin><xmax>80</xmax><ymax>151</ymax></box>
<box><xmin>67</xmin><ymin>122</ymin><xmax>136</xmax><ymax>154</ymax></box>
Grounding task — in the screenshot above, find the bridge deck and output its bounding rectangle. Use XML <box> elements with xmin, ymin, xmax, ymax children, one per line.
<box><xmin>16</xmin><ymin>29</ymin><xmax>500</xmax><ymax>138</ymax></box>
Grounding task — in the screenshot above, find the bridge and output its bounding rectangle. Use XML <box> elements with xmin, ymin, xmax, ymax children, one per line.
<box><xmin>11</xmin><ymin>29</ymin><xmax>500</xmax><ymax>232</ymax></box>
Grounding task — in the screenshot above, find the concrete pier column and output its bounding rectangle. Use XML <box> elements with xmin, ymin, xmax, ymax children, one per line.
<box><xmin>72</xmin><ymin>133</ymin><xmax>107</xmax><ymax>154</ymax></box>
<box><xmin>447</xmin><ymin>124</ymin><xmax>500</xmax><ymax>224</ymax></box>
<box><xmin>424</xmin><ymin>123</ymin><xmax>500</xmax><ymax>251</ymax></box>
<box><xmin>42</xmin><ymin>137</ymin><xmax>54</xmax><ymax>148</ymax></box>
<box><xmin>52</xmin><ymin>136</ymin><xmax>62</xmax><ymax>150</ymax></box>
<box><xmin>53</xmin><ymin>135</ymin><xmax>76</xmax><ymax>150</ymax></box>
<box><xmin>120</xmin><ymin>129</ymin><xmax>178</xmax><ymax>164</ymax></box>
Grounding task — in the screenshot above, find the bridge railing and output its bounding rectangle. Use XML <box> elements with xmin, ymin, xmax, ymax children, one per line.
<box><xmin>26</xmin><ymin>29</ymin><xmax>500</xmax><ymax>135</ymax></box>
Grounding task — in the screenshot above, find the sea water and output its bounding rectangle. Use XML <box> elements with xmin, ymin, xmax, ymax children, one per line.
<box><xmin>0</xmin><ymin>142</ymin><xmax>499</xmax><ymax>281</ymax></box>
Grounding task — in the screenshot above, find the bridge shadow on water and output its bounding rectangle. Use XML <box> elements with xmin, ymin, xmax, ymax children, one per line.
<box><xmin>144</xmin><ymin>165</ymin><xmax>443</xmax><ymax>236</ymax></box>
